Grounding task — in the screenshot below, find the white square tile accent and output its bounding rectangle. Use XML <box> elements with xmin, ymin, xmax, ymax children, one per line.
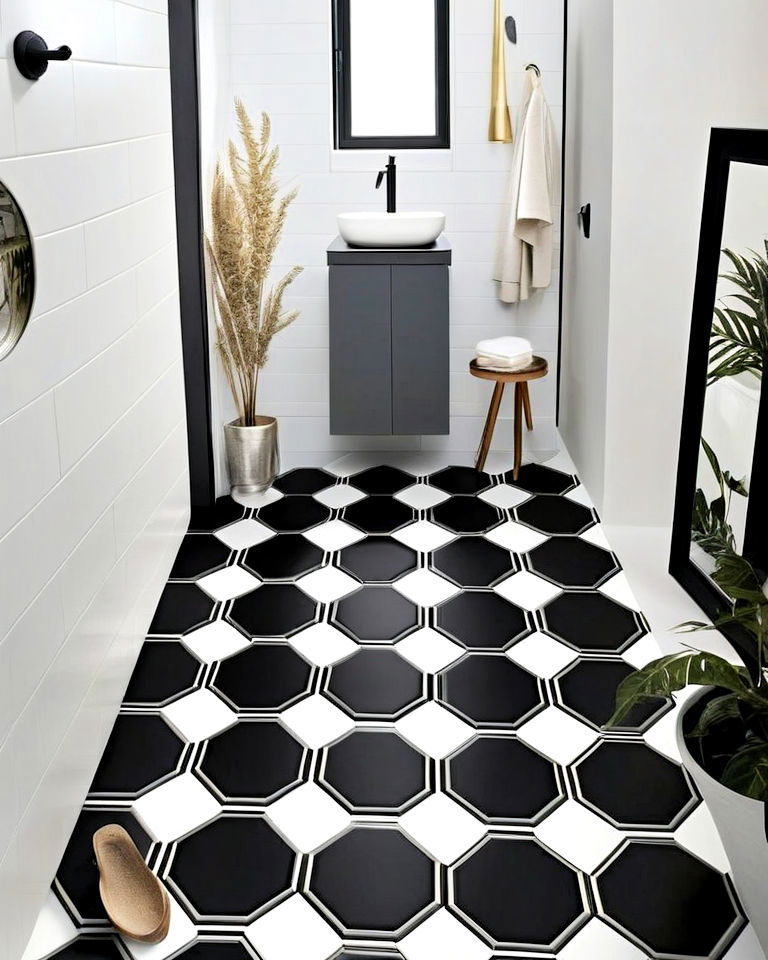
<box><xmin>478</xmin><ymin>484</ymin><xmax>531</xmax><ymax>509</ymax></box>
<box><xmin>393</xmin><ymin>520</ymin><xmax>455</xmax><ymax>552</ymax></box>
<box><xmin>673</xmin><ymin>804</ymin><xmax>731</xmax><ymax>874</ymax></box>
<box><xmin>231</xmin><ymin>487</ymin><xmax>284</xmax><ymax>509</ymax></box>
<box><xmin>280</xmin><ymin>695</ymin><xmax>355</xmax><ymax>749</ymax></box>
<box><xmin>506</xmin><ymin>632</ymin><xmax>578</xmax><ymax>678</ymax></box>
<box><xmin>313</xmin><ymin>485</ymin><xmax>366</xmax><ymax>508</ymax></box>
<box><xmin>580</xmin><ymin>525</ymin><xmax>612</xmax><ymax>550</ymax></box>
<box><xmin>304</xmin><ymin>519</ymin><xmax>366</xmax><ymax>551</ymax></box>
<box><xmin>399</xmin><ymin>907</ymin><xmax>493</xmax><ymax>960</ymax></box>
<box><xmin>393</xmin><ymin>569</ymin><xmax>460</xmax><ymax>606</ymax></box>
<box><xmin>534</xmin><ymin>800</ymin><xmax>624</xmax><ymax>873</ymax></box>
<box><xmin>267</xmin><ymin>783</ymin><xmax>351</xmax><ymax>853</ymax></box>
<box><xmin>20</xmin><ymin>891</ymin><xmax>77</xmax><ymax>960</ymax></box>
<box><xmin>296</xmin><ymin>566</ymin><xmax>359</xmax><ymax>603</ymax></box>
<box><xmin>395</xmin><ymin>628</ymin><xmax>464</xmax><ymax>673</ymax></box>
<box><xmin>642</xmin><ymin>705</ymin><xmax>683</xmax><ymax>762</ymax></box>
<box><xmin>182</xmin><ymin>620</ymin><xmax>250</xmax><ymax>664</ymax></box>
<box><xmin>598</xmin><ymin>572</ymin><xmax>641</xmax><ymax>610</ymax></box>
<box><xmin>125</xmin><ymin>895</ymin><xmax>196</xmax><ymax>960</ymax></box>
<box><xmin>196</xmin><ymin>566</ymin><xmax>260</xmax><ymax>601</ymax></box>
<box><xmin>133</xmin><ymin>773</ymin><xmax>221</xmax><ymax>843</ymax></box>
<box><xmin>400</xmin><ymin>793</ymin><xmax>486</xmax><ymax>865</ymax></box>
<box><xmin>557</xmin><ymin>917</ymin><xmax>648</xmax><ymax>959</ymax></box>
<box><xmin>245</xmin><ymin>894</ymin><xmax>343</xmax><ymax>960</ymax></box>
<box><xmin>287</xmin><ymin>622</ymin><xmax>358</xmax><ymax>667</ymax></box>
<box><xmin>214</xmin><ymin>518</ymin><xmax>276</xmax><ymax>550</ymax></box>
<box><xmin>162</xmin><ymin>689</ymin><xmax>238</xmax><ymax>743</ymax></box>
<box><xmin>622</xmin><ymin>632</ymin><xmax>664</xmax><ymax>669</ymax></box>
<box><xmin>517</xmin><ymin>707</ymin><xmax>599</xmax><ymax>765</ymax></box>
<box><xmin>721</xmin><ymin>924</ymin><xmax>766</xmax><ymax>960</ymax></box>
<box><xmin>493</xmin><ymin>570</ymin><xmax>562</xmax><ymax>610</ymax></box>
<box><xmin>395</xmin><ymin>702</ymin><xmax>474</xmax><ymax>760</ymax></box>
<box><xmin>565</xmin><ymin>484</ymin><xmax>595</xmax><ymax>507</ymax></box>
<box><xmin>395</xmin><ymin>484</ymin><xmax>451</xmax><ymax>509</ymax></box>
<box><xmin>484</xmin><ymin>521</ymin><xmax>548</xmax><ymax>553</ymax></box>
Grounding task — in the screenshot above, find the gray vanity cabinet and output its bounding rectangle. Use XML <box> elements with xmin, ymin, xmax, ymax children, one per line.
<box><xmin>328</xmin><ymin>237</ymin><xmax>451</xmax><ymax>435</ymax></box>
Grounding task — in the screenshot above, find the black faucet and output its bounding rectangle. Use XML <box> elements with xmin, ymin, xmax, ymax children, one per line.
<box><xmin>375</xmin><ymin>156</ymin><xmax>397</xmax><ymax>213</ymax></box>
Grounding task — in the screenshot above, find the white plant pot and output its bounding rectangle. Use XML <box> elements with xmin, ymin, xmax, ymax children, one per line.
<box><xmin>677</xmin><ymin>689</ymin><xmax>768</xmax><ymax>954</ymax></box>
<box><xmin>224</xmin><ymin>417</ymin><xmax>280</xmax><ymax>494</ymax></box>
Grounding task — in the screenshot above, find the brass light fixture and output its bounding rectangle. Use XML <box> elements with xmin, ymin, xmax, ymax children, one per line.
<box><xmin>488</xmin><ymin>0</ymin><xmax>513</xmax><ymax>143</ymax></box>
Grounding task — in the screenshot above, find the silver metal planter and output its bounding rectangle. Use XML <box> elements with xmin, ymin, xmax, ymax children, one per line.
<box><xmin>224</xmin><ymin>417</ymin><xmax>279</xmax><ymax>494</ymax></box>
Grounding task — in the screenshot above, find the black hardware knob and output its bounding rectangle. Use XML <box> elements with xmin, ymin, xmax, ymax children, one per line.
<box><xmin>14</xmin><ymin>31</ymin><xmax>72</xmax><ymax>81</ymax></box>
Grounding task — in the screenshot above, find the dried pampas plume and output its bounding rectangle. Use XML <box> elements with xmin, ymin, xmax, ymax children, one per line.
<box><xmin>206</xmin><ymin>99</ymin><xmax>302</xmax><ymax>426</ymax></box>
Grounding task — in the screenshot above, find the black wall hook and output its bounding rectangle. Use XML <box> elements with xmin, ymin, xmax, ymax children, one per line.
<box><xmin>14</xmin><ymin>31</ymin><xmax>72</xmax><ymax>81</ymax></box>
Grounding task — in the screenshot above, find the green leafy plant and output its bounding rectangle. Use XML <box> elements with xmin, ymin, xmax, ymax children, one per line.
<box><xmin>609</xmin><ymin>544</ymin><xmax>768</xmax><ymax>798</ymax></box>
<box><xmin>692</xmin><ymin>437</ymin><xmax>748</xmax><ymax>563</ymax></box>
<box><xmin>708</xmin><ymin>246</ymin><xmax>768</xmax><ymax>386</ymax></box>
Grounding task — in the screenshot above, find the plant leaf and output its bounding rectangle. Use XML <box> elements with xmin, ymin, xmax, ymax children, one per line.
<box><xmin>689</xmin><ymin>693</ymin><xmax>742</xmax><ymax>737</ymax></box>
<box><xmin>721</xmin><ymin>740</ymin><xmax>768</xmax><ymax>800</ymax></box>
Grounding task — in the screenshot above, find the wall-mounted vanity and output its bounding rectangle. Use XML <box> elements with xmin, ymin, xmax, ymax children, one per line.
<box><xmin>328</xmin><ymin>236</ymin><xmax>451</xmax><ymax>436</ymax></box>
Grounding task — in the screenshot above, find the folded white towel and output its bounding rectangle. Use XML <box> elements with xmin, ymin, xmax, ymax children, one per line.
<box><xmin>475</xmin><ymin>353</ymin><xmax>533</xmax><ymax>372</ymax></box>
<box><xmin>476</xmin><ymin>336</ymin><xmax>532</xmax><ymax>360</ymax></box>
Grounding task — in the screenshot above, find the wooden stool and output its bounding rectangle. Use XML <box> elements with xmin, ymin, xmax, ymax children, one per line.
<box><xmin>470</xmin><ymin>356</ymin><xmax>549</xmax><ymax>480</ymax></box>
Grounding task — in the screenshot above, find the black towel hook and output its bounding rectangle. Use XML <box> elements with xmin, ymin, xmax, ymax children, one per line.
<box><xmin>525</xmin><ymin>63</ymin><xmax>541</xmax><ymax>77</ymax></box>
<box><xmin>14</xmin><ymin>31</ymin><xmax>72</xmax><ymax>81</ymax></box>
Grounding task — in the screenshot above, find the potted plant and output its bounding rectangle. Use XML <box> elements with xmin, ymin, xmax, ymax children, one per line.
<box><xmin>206</xmin><ymin>99</ymin><xmax>302</xmax><ymax>493</ymax></box>
<box><xmin>609</xmin><ymin>540</ymin><xmax>768</xmax><ymax>950</ymax></box>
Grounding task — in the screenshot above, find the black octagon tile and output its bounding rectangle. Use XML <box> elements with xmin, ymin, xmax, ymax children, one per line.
<box><xmin>543</xmin><ymin>593</ymin><xmax>645</xmax><ymax>653</ymax></box>
<box><xmin>447</xmin><ymin>736</ymin><xmax>563</xmax><ymax>824</ymax></box>
<box><xmin>436</xmin><ymin>591</ymin><xmax>531</xmax><ymax>651</ymax></box>
<box><xmin>326</xmin><ymin>648</ymin><xmax>425</xmax><ymax>719</ymax></box>
<box><xmin>88</xmin><ymin>714</ymin><xmax>185</xmax><ymax>797</ymax></box>
<box><xmin>429</xmin><ymin>466</ymin><xmax>492</xmax><ymax>496</ymax></box>
<box><xmin>351</xmin><ymin>465</ymin><xmax>415</xmax><ymax>495</ymax></box>
<box><xmin>243</xmin><ymin>534</ymin><xmax>324</xmax><ymax>581</ymax></box>
<box><xmin>308</xmin><ymin>826</ymin><xmax>436</xmax><ymax>935</ymax></box>
<box><xmin>339</xmin><ymin>536</ymin><xmax>417</xmax><ymax>583</ymax></box>
<box><xmin>343</xmin><ymin>497</ymin><xmax>414</xmax><ymax>535</ymax></box>
<box><xmin>123</xmin><ymin>641</ymin><xmax>202</xmax><ymax>707</ymax></box>
<box><xmin>575</xmin><ymin>742</ymin><xmax>697</xmax><ymax>829</ymax></box>
<box><xmin>528</xmin><ymin>538</ymin><xmax>619</xmax><ymax>589</ymax></box>
<box><xmin>189</xmin><ymin>497</ymin><xmax>246</xmax><ymax>533</ymax></box>
<box><xmin>596</xmin><ymin>842</ymin><xmax>741</xmax><ymax>957</ymax></box>
<box><xmin>148</xmin><ymin>582</ymin><xmax>215</xmax><ymax>635</ymax></box>
<box><xmin>174</xmin><ymin>942</ymin><xmax>255</xmax><ymax>960</ymax></box>
<box><xmin>198</xmin><ymin>719</ymin><xmax>306</xmax><ymax>803</ymax></box>
<box><xmin>440</xmin><ymin>654</ymin><xmax>544</xmax><ymax>728</ymax></box>
<box><xmin>556</xmin><ymin>658</ymin><xmax>670</xmax><ymax>731</ymax></box>
<box><xmin>47</xmin><ymin>939</ymin><xmax>125</xmax><ymax>960</ymax></box>
<box><xmin>170</xmin><ymin>534</ymin><xmax>232</xmax><ymax>580</ymax></box>
<box><xmin>504</xmin><ymin>463</ymin><xmax>577</xmax><ymax>495</ymax></box>
<box><xmin>258</xmin><ymin>496</ymin><xmax>331</xmax><ymax>533</ymax></box>
<box><xmin>432</xmin><ymin>537</ymin><xmax>517</xmax><ymax>588</ymax></box>
<box><xmin>228</xmin><ymin>584</ymin><xmax>318</xmax><ymax>638</ymax></box>
<box><xmin>332</xmin><ymin>586</ymin><xmax>419</xmax><ymax>644</ymax></box>
<box><xmin>451</xmin><ymin>835</ymin><xmax>587</xmax><ymax>950</ymax></box>
<box><xmin>337</xmin><ymin>954</ymin><xmax>404</xmax><ymax>960</ymax></box>
<box><xmin>55</xmin><ymin>809</ymin><xmax>153</xmax><ymax>924</ymax></box>
<box><xmin>431</xmin><ymin>497</ymin><xmax>502</xmax><ymax>535</ymax></box>
<box><xmin>213</xmin><ymin>643</ymin><xmax>313</xmax><ymax>711</ymax></box>
<box><xmin>515</xmin><ymin>496</ymin><xmax>595</xmax><ymax>536</ymax></box>
<box><xmin>321</xmin><ymin>730</ymin><xmax>429</xmax><ymax>813</ymax></box>
<box><xmin>273</xmin><ymin>467</ymin><xmax>335</xmax><ymax>495</ymax></box>
<box><xmin>168</xmin><ymin>815</ymin><xmax>295</xmax><ymax>922</ymax></box>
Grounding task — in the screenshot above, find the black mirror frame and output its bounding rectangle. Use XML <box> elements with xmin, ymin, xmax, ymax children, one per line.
<box><xmin>670</xmin><ymin>127</ymin><xmax>768</xmax><ymax>676</ymax></box>
<box><xmin>332</xmin><ymin>0</ymin><xmax>450</xmax><ymax>151</ymax></box>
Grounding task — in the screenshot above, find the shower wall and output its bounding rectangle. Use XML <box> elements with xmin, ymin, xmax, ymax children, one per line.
<box><xmin>0</xmin><ymin>2</ymin><xmax>188</xmax><ymax>954</ymax></box>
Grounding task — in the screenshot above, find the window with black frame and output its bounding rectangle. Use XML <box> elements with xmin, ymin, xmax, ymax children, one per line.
<box><xmin>332</xmin><ymin>0</ymin><xmax>450</xmax><ymax>150</ymax></box>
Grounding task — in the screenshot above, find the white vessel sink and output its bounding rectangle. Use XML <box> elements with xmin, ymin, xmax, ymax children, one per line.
<box><xmin>338</xmin><ymin>211</ymin><xmax>445</xmax><ymax>248</ymax></box>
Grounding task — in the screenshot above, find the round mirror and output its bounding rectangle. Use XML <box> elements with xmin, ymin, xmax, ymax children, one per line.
<box><xmin>0</xmin><ymin>181</ymin><xmax>34</xmax><ymax>361</ymax></box>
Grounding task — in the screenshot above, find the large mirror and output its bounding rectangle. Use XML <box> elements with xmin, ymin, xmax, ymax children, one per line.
<box><xmin>671</xmin><ymin>128</ymin><xmax>768</xmax><ymax>671</ymax></box>
<box><xmin>332</xmin><ymin>0</ymin><xmax>450</xmax><ymax>150</ymax></box>
<box><xmin>0</xmin><ymin>180</ymin><xmax>34</xmax><ymax>361</ymax></box>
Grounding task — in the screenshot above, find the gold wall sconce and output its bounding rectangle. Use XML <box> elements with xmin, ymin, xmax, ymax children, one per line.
<box><xmin>489</xmin><ymin>0</ymin><xmax>513</xmax><ymax>143</ymax></box>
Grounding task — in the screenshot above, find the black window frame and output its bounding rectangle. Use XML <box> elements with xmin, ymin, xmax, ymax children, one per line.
<box><xmin>332</xmin><ymin>0</ymin><xmax>451</xmax><ymax>151</ymax></box>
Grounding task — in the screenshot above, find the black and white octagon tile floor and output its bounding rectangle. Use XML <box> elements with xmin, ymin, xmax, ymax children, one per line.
<box><xmin>23</xmin><ymin>453</ymin><xmax>764</xmax><ymax>960</ymax></box>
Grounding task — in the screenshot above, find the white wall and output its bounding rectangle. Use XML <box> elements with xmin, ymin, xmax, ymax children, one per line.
<box><xmin>206</xmin><ymin>0</ymin><xmax>565</xmax><ymax>485</ymax></box>
<box><xmin>0</xmin><ymin>2</ymin><xmax>188</xmax><ymax>955</ymax></box>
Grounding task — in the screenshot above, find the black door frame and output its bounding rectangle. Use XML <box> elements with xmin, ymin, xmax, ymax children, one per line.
<box><xmin>168</xmin><ymin>0</ymin><xmax>216</xmax><ymax>508</ymax></box>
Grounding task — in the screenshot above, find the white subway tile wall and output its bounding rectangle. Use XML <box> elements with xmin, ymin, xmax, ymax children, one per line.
<box><xmin>0</xmin><ymin>3</ymin><xmax>188</xmax><ymax>956</ymax></box>
<box><xmin>211</xmin><ymin>0</ymin><xmax>565</xmax><ymax>484</ymax></box>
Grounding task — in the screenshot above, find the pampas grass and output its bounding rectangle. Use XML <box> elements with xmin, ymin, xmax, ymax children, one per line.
<box><xmin>206</xmin><ymin>99</ymin><xmax>302</xmax><ymax>426</ymax></box>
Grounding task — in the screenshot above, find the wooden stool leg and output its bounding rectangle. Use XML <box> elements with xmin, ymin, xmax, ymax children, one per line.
<box><xmin>513</xmin><ymin>382</ymin><xmax>524</xmax><ymax>481</ymax></box>
<box><xmin>522</xmin><ymin>382</ymin><xmax>533</xmax><ymax>431</ymax></box>
<box><xmin>476</xmin><ymin>381</ymin><xmax>505</xmax><ymax>472</ymax></box>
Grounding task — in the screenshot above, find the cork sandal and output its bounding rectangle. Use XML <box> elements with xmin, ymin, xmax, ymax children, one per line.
<box><xmin>93</xmin><ymin>825</ymin><xmax>170</xmax><ymax>944</ymax></box>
